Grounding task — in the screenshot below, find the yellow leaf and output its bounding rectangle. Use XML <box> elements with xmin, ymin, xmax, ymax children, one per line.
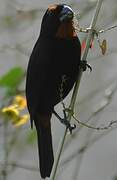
<box><xmin>14</xmin><ymin>95</ymin><xmax>27</xmax><ymax>110</ymax></box>
<box><xmin>2</xmin><ymin>105</ymin><xmax>19</xmax><ymax>119</ymax></box>
<box><xmin>100</xmin><ymin>39</ymin><xmax>107</xmax><ymax>55</ymax></box>
<box><xmin>14</xmin><ymin>114</ymin><xmax>29</xmax><ymax>127</ymax></box>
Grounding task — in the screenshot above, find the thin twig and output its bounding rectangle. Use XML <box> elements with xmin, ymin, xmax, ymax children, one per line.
<box><xmin>0</xmin><ymin>161</ymin><xmax>38</xmax><ymax>172</ymax></box>
<box><xmin>60</xmin><ymin>85</ymin><xmax>117</xmax><ymax>170</ymax></box>
<box><xmin>62</xmin><ymin>80</ymin><xmax>117</xmax><ymax>157</ymax></box>
<box><xmin>77</xmin><ymin>24</ymin><xmax>117</xmax><ymax>34</ymax></box>
<box><xmin>99</xmin><ymin>24</ymin><xmax>117</xmax><ymax>33</ymax></box>
<box><xmin>73</xmin><ymin>115</ymin><xmax>117</xmax><ymax>130</ymax></box>
<box><xmin>50</xmin><ymin>0</ymin><xmax>104</xmax><ymax>179</ymax></box>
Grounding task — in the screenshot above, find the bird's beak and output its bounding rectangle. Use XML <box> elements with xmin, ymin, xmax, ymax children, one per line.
<box><xmin>59</xmin><ymin>5</ymin><xmax>74</xmax><ymax>22</ymax></box>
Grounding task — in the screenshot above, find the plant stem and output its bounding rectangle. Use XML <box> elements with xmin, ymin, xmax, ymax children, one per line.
<box><xmin>99</xmin><ymin>24</ymin><xmax>117</xmax><ymax>33</ymax></box>
<box><xmin>50</xmin><ymin>0</ymin><xmax>104</xmax><ymax>179</ymax></box>
<box><xmin>2</xmin><ymin>120</ymin><xmax>9</xmax><ymax>180</ymax></box>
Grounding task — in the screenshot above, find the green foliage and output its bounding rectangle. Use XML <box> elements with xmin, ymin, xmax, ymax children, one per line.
<box><xmin>26</xmin><ymin>130</ymin><xmax>36</xmax><ymax>145</ymax></box>
<box><xmin>113</xmin><ymin>176</ymin><xmax>117</xmax><ymax>180</ymax></box>
<box><xmin>2</xmin><ymin>16</ymin><xmax>13</xmax><ymax>26</ymax></box>
<box><xmin>0</xmin><ymin>67</ymin><xmax>24</xmax><ymax>94</ymax></box>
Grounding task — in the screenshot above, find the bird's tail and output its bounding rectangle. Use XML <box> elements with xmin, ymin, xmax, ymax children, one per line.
<box><xmin>35</xmin><ymin>114</ymin><xmax>54</xmax><ymax>178</ymax></box>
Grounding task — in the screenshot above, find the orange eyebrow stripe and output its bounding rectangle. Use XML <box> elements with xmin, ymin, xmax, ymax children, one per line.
<box><xmin>48</xmin><ymin>4</ymin><xmax>57</xmax><ymax>11</ymax></box>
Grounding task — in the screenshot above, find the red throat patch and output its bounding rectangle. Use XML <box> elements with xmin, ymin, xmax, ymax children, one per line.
<box><xmin>56</xmin><ymin>21</ymin><xmax>77</xmax><ymax>39</ymax></box>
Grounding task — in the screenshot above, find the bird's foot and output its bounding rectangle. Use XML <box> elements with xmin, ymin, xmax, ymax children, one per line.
<box><xmin>53</xmin><ymin>110</ymin><xmax>76</xmax><ymax>134</ymax></box>
<box><xmin>79</xmin><ymin>60</ymin><xmax>92</xmax><ymax>72</ymax></box>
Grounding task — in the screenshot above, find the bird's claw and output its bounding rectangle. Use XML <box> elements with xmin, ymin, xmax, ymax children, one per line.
<box><xmin>62</xmin><ymin>109</ymin><xmax>76</xmax><ymax>133</ymax></box>
<box><xmin>53</xmin><ymin>110</ymin><xmax>76</xmax><ymax>134</ymax></box>
<box><xmin>67</xmin><ymin>123</ymin><xmax>76</xmax><ymax>134</ymax></box>
<box><xmin>60</xmin><ymin>117</ymin><xmax>76</xmax><ymax>134</ymax></box>
<box><xmin>80</xmin><ymin>60</ymin><xmax>92</xmax><ymax>72</ymax></box>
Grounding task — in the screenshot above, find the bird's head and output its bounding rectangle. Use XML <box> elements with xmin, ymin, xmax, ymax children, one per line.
<box><xmin>40</xmin><ymin>4</ymin><xmax>77</xmax><ymax>39</ymax></box>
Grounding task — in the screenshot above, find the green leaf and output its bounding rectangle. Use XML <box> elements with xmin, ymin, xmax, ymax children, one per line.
<box><xmin>0</xmin><ymin>67</ymin><xmax>24</xmax><ymax>89</ymax></box>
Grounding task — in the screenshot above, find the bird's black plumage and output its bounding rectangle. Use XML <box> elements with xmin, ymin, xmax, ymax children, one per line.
<box><xmin>26</xmin><ymin>4</ymin><xmax>81</xmax><ymax>178</ymax></box>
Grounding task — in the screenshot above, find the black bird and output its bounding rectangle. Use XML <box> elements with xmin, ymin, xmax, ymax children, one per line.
<box><xmin>26</xmin><ymin>4</ymin><xmax>81</xmax><ymax>178</ymax></box>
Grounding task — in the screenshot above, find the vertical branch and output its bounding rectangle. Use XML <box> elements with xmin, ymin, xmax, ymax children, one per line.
<box><xmin>50</xmin><ymin>0</ymin><xmax>104</xmax><ymax>179</ymax></box>
<box><xmin>2</xmin><ymin>120</ymin><xmax>9</xmax><ymax>180</ymax></box>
